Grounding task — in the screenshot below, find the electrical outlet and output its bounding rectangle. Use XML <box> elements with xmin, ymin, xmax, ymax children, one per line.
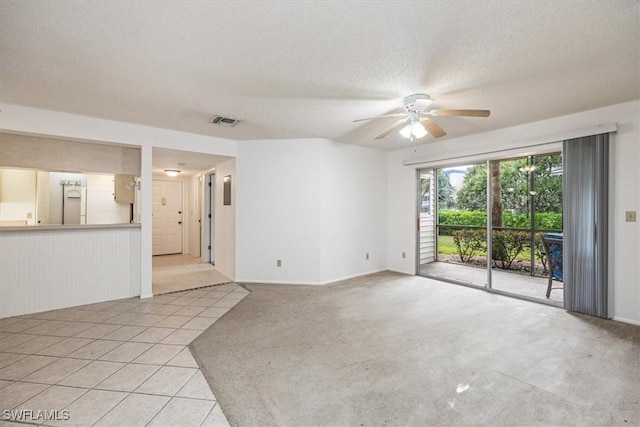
<box><xmin>365</xmin><ymin>253</ymin><xmax>370</xmax><ymax>260</ymax></box>
<box><xmin>26</xmin><ymin>212</ymin><xmax>33</xmax><ymax>219</ymax></box>
<box><xmin>402</xmin><ymin>251</ymin><xmax>406</xmax><ymax>259</ymax></box>
<box><xmin>625</xmin><ymin>211</ymin><xmax>637</xmax><ymax>222</ymax></box>
<box><xmin>276</xmin><ymin>259</ymin><xmax>282</xmax><ymax>267</ymax></box>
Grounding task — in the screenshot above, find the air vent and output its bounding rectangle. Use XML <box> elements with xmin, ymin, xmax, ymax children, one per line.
<box><xmin>210</xmin><ymin>115</ymin><xmax>241</xmax><ymax>127</ymax></box>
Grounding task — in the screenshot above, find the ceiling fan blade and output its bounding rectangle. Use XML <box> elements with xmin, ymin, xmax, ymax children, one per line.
<box><xmin>374</xmin><ymin>119</ymin><xmax>407</xmax><ymax>139</ymax></box>
<box><xmin>353</xmin><ymin>113</ymin><xmax>407</xmax><ymax>123</ymax></box>
<box><xmin>429</xmin><ymin>109</ymin><xmax>490</xmax><ymax>117</ymax></box>
<box><xmin>420</xmin><ymin>117</ymin><xmax>447</xmax><ymax>138</ymax></box>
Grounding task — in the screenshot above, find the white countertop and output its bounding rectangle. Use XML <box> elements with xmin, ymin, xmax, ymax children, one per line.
<box><xmin>0</xmin><ymin>223</ymin><xmax>141</xmax><ymax>232</ymax></box>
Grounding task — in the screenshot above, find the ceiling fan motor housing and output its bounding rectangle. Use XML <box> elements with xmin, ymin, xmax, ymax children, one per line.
<box><xmin>403</xmin><ymin>93</ymin><xmax>433</xmax><ymax>111</ymax></box>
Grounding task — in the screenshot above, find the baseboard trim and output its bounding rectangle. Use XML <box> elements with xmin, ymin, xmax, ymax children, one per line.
<box><xmin>238</xmin><ymin>269</ymin><xmax>397</xmax><ymax>287</ymax></box>
<box><xmin>319</xmin><ymin>269</ymin><xmax>390</xmax><ymax>285</ymax></box>
<box><xmin>387</xmin><ymin>268</ymin><xmax>414</xmax><ymax>276</ymax></box>
<box><xmin>612</xmin><ymin>316</ymin><xmax>640</xmax><ymax>326</ymax></box>
<box><xmin>237</xmin><ymin>280</ymin><xmax>323</xmax><ymax>286</ymax></box>
<box><xmin>140</xmin><ymin>293</ymin><xmax>154</xmax><ymax>299</ymax></box>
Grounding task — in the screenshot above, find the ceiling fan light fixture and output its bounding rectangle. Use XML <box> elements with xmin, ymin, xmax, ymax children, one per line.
<box><xmin>400</xmin><ymin>121</ymin><xmax>428</xmax><ymax>139</ymax></box>
<box><xmin>164</xmin><ymin>169</ymin><xmax>181</xmax><ymax>177</ymax></box>
<box><xmin>354</xmin><ymin>93</ymin><xmax>489</xmax><ymax>141</ymax></box>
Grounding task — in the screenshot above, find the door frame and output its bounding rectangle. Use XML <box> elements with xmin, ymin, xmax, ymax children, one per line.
<box><xmin>201</xmin><ymin>172</ymin><xmax>215</xmax><ymax>265</ymax></box>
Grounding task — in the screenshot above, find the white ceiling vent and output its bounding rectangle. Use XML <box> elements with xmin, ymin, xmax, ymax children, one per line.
<box><xmin>210</xmin><ymin>115</ymin><xmax>241</xmax><ymax>127</ymax></box>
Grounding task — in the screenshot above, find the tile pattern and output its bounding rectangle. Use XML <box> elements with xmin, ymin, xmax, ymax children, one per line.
<box><xmin>0</xmin><ymin>283</ymin><xmax>248</xmax><ymax>426</ymax></box>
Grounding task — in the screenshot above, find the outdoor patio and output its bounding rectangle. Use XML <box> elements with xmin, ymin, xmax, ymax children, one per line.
<box><xmin>419</xmin><ymin>261</ymin><xmax>563</xmax><ymax>305</ymax></box>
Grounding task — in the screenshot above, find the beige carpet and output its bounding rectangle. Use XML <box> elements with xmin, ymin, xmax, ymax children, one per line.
<box><xmin>190</xmin><ymin>271</ymin><xmax>639</xmax><ymax>426</ymax></box>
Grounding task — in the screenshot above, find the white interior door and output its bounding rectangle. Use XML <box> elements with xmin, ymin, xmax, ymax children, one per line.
<box><xmin>153</xmin><ymin>180</ymin><xmax>183</xmax><ymax>256</ymax></box>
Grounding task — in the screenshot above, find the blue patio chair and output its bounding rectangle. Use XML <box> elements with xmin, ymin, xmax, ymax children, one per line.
<box><xmin>541</xmin><ymin>233</ymin><xmax>563</xmax><ymax>298</ymax></box>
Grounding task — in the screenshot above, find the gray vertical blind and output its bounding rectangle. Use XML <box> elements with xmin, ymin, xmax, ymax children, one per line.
<box><xmin>563</xmin><ymin>133</ymin><xmax>609</xmax><ymax>318</ymax></box>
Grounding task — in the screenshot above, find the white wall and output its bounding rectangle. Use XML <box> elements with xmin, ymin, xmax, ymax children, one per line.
<box><xmin>387</xmin><ymin>100</ymin><xmax>640</xmax><ymax>325</ymax></box>
<box><xmin>318</xmin><ymin>141</ymin><xmax>388</xmax><ymax>283</ymax></box>
<box><xmin>215</xmin><ymin>159</ymin><xmax>236</xmax><ymax>279</ymax></box>
<box><xmin>235</xmin><ymin>139</ymin><xmax>387</xmax><ymax>285</ymax></box>
<box><xmin>0</xmin><ymin>104</ymin><xmax>236</xmax><ymax>157</ymax></box>
<box><xmin>86</xmin><ymin>174</ymin><xmax>130</xmax><ymax>224</ymax></box>
<box><xmin>0</xmin><ymin>226</ymin><xmax>141</xmax><ymax>317</ymax></box>
<box><xmin>236</xmin><ymin>139</ymin><xmax>323</xmax><ymax>284</ymax></box>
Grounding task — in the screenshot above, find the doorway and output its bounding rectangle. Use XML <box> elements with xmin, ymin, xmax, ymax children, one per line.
<box><xmin>152</xmin><ymin>179</ymin><xmax>183</xmax><ymax>256</ymax></box>
<box><xmin>151</xmin><ymin>173</ymin><xmax>231</xmax><ymax>295</ymax></box>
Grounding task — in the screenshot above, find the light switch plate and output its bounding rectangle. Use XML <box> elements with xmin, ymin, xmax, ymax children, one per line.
<box><xmin>625</xmin><ymin>211</ymin><xmax>636</xmax><ymax>222</ymax></box>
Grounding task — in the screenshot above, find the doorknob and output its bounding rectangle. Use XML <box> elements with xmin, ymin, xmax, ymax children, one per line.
<box><xmin>178</xmin><ymin>221</ymin><xmax>182</xmax><ymax>225</ymax></box>
<box><xmin>178</xmin><ymin>211</ymin><xmax>182</xmax><ymax>214</ymax></box>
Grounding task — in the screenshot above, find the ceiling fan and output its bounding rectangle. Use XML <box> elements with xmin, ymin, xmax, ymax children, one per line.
<box><xmin>354</xmin><ymin>93</ymin><xmax>490</xmax><ymax>140</ymax></box>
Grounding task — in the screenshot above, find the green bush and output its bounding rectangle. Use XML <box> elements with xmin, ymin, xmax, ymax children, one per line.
<box><xmin>452</xmin><ymin>229</ymin><xmax>487</xmax><ymax>262</ymax></box>
<box><xmin>448</xmin><ymin>228</ymin><xmax>552</xmax><ymax>273</ymax></box>
<box><xmin>439</xmin><ymin>209</ymin><xmax>561</xmax><ymax>270</ymax></box>
<box><xmin>502</xmin><ymin>212</ymin><xmax>530</xmax><ymax>228</ymax></box>
<box><xmin>438</xmin><ymin>211</ymin><xmax>486</xmax><ymax>235</ymax></box>
<box><xmin>439</xmin><ymin>210</ymin><xmax>562</xmax><ymax>233</ymax></box>
<box><xmin>535</xmin><ymin>213</ymin><xmax>563</xmax><ymax>230</ymax></box>
<box><xmin>492</xmin><ymin>230</ymin><xmax>530</xmax><ymax>269</ymax></box>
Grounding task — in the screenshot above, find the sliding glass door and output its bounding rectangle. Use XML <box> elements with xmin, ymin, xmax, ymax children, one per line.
<box><xmin>418</xmin><ymin>152</ymin><xmax>563</xmax><ymax>305</ymax></box>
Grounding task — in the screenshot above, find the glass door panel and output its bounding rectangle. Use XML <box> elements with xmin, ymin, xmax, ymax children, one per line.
<box><xmin>418</xmin><ymin>164</ymin><xmax>488</xmax><ymax>288</ymax></box>
<box><xmin>490</xmin><ymin>154</ymin><xmax>564</xmax><ymax>304</ymax></box>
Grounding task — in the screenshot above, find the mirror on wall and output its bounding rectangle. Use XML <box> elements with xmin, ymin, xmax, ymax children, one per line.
<box><xmin>0</xmin><ymin>167</ymin><xmax>139</xmax><ymax>227</ymax></box>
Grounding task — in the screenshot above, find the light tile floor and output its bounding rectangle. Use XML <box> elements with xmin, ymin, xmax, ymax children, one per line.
<box><xmin>0</xmin><ymin>283</ymin><xmax>248</xmax><ymax>426</ymax></box>
<box><xmin>152</xmin><ymin>255</ymin><xmax>232</xmax><ymax>295</ymax></box>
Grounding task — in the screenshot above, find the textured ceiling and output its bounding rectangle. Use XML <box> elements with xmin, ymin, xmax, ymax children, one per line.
<box><xmin>1</xmin><ymin>1</ymin><xmax>638</xmax><ymax>151</ymax></box>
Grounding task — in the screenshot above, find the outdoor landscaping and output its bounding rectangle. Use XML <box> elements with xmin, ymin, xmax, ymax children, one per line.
<box><xmin>432</xmin><ymin>154</ymin><xmax>563</xmax><ymax>277</ymax></box>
